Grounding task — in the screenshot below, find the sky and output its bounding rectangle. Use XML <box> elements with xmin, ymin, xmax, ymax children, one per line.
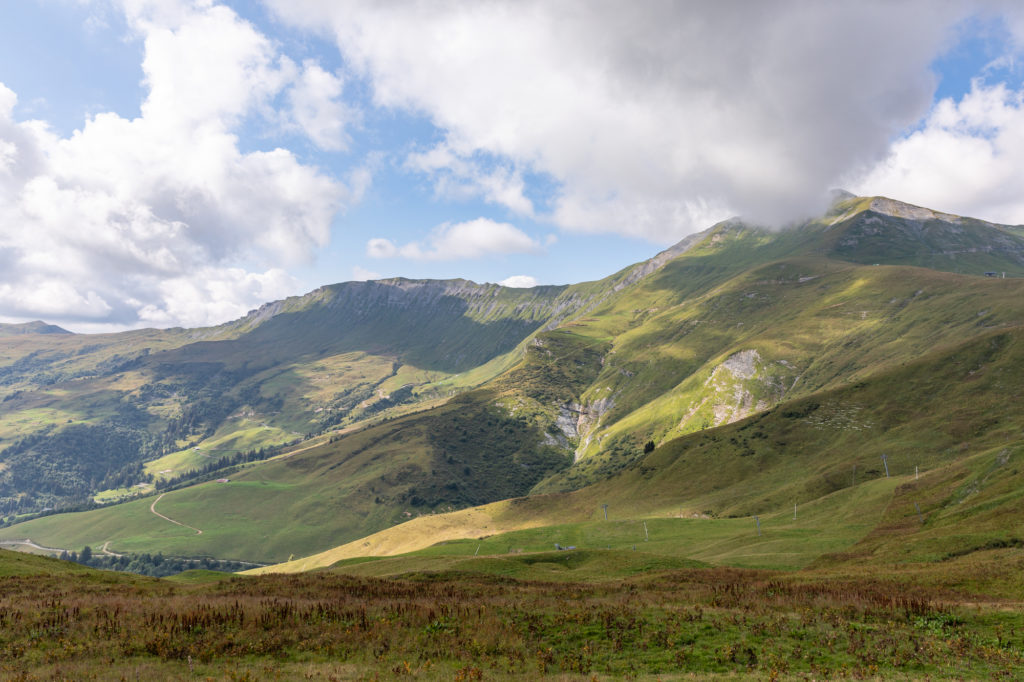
<box><xmin>1</xmin><ymin>0</ymin><xmax>1023</xmax><ymax>332</ymax></box>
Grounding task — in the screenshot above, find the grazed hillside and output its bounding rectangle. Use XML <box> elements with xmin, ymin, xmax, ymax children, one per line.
<box><xmin>3</xmin><ymin>195</ymin><xmax>1023</xmax><ymax>571</ymax></box>
<box><xmin>0</xmin><ymin>279</ymin><xmax>610</xmax><ymax>513</ymax></box>
<box><xmin>0</xmin><ymin>248</ymin><xmax>689</xmax><ymax>514</ymax></box>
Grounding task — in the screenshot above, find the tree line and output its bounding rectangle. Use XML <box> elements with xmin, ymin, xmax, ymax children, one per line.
<box><xmin>59</xmin><ymin>546</ymin><xmax>260</xmax><ymax>577</ymax></box>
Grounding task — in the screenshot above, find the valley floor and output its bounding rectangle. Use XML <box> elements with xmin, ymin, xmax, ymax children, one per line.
<box><xmin>0</xmin><ymin>549</ymin><xmax>1021</xmax><ymax>680</ymax></box>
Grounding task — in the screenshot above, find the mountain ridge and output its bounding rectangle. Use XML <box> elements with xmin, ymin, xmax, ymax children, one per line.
<box><xmin>1</xmin><ymin>193</ymin><xmax>1023</xmax><ymax>573</ymax></box>
<box><xmin>0</xmin><ymin>321</ymin><xmax>73</xmax><ymax>336</ymax></box>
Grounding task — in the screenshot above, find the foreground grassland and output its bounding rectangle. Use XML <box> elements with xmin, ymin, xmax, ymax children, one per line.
<box><xmin>0</xmin><ymin>549</ymin><xmax>1021</xmax><ymax>681</ymax></box>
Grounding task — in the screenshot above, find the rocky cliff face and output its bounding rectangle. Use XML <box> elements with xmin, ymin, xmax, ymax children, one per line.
<box><xmin>553</xmin><ymin>398</ymin><xmax>617</xmax><ymax>463</ymax></box>
<box><xmin>676</xmin><ymin>350</ymin><xmax>793</xmax><ymax>431</ymax></box>
<box><xmin>236</xmin><ymin>277</ymin><xmax>609</xmax><ymax>338</ymax></box>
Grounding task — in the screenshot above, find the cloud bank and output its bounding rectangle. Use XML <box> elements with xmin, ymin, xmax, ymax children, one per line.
<box><xmin>854</xmin><ymin>81</ymin><xmax>1024</xmax><ymax>225</ymax></box>
<box><xmin>0</xmin><ymin>0</ymin><xmax>357</xmax><ymax>329</ymax></box>
<box><xmin>6</xmin><ymin>0</ymin><xmax>1024</xmax><ymax>330</ymax></box>
<box><xmin>265</xmin><ymin>0</ymin><xmax>993</xmax><ymax>240</ymax></box>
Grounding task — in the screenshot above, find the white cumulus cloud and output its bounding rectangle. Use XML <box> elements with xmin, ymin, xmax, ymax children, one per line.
<box><xmin>0</xmin><ymin>0</ymin><xmax>362</xmax><ymax>329</ymax></box>
<box><xmin>404</xmin><ymin>141</ymin><xmax>534</xmax><ymax>216</ymax></box>
<box><xmin>287</xmin><ymin>60</ymin><xmax>354</xmax><ymax>151</ymax></box>
<box><xmin>264</xmin><ymin>0</ymin><xmax>988</xmax><ymax>241</ymax></box>
<box><xmin>367</xmin><ymin>218</ymin><xmax>541</xmax><ymax>260</ymax></box>
<box><xmin>498</xmin><ymin>275</ymin><xmax>538</xmax><ymax>288</ymax></box>
<box><xmin>137</xmin><ymin>267</ymin><xmax>299</xmax><ymax>328</ymax></box>
<box><xmin>853</xmin><ymin>81</ymin><xmax>1024</xmax><ymax>225</ymax></box>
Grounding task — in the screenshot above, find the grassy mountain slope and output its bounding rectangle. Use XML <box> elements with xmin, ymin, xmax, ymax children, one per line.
<box><xmin>0</xmin><ymin>278</ymin><xmax>622</xmax><ymax>513</ymax></box>
<box><xmin>529</xmin><ymin>205</ymin><xmax>1024</xmax><ymax>490</ymax></box>
<box><xmin>0</xmin><ymin>327</ymin><xmax>609</xmax><ymax>562</ymax></box>
<box><xmin>254</xmin><ymin>323</ymin><xmax>1024</xmax><ymax>574</ymax></box>
<box><xmin>7</xmin><ymin>307</ymin><xmax>1022</xmax><ymax>570</ymax></box>
<box><xmin>3</xmin><ymin>194</ymin><xmax>1024</xmax><ymax>572</ymax></box>
<box><xmin>0</xmin><ymin>220</ymin><xmax>732</xmax><ymax>518</ymax></box>
<box><xmin>819</xmin><ymin>195</ymin><xmax>1024</xmax><ymax>274</ymax></box>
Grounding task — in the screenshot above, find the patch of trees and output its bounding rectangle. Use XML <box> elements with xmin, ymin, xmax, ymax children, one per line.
<box><xmin>364</xmin><ymin>384</ymin><xmax>415</xmax><ymax>416</ymax></box>
<box><xmin>155</xmin><ymin>444</ymin><xmax>289</xmax><ymax>491</ymax></box>
<box><xmin>0</xmin><ymin>423</ymin><xmax>159</xmax><ymax>513</ymax></box>
<box><xmin>312</xmin><ymin>386</ymin><xmax>375</xmax><ymax>432</ymax></box>
<box><xmin>313</xmin><ymin>382</ymin><xmax>417</xmax><ymax>434</ymax></box>
<box><xmin>161</xmin><ymin>393</ymin><xmax>242</xmax><ymax>445</ymax></box>
<box><xmin>406</xmin><ymin>395</ymin><xmax>570</xmax><ymax>510</ymax></box>
<box><xmin>59</xmin><ymin>546</ymin><xmax>258</xmax><ymax>577</ymax></box>
<box><xmin>150</xmin><ymin>364</ymin><xmax>257</xmax><ymax>444</ymax></box>
<box><xmin>0</xmin><ymin>349</ymin><xmax>71</xmax><ymax>387</ymax></box>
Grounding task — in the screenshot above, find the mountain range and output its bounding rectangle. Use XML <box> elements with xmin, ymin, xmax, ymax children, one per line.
<box><xmin>1</xmin><ymin>193</ymin><xmax>1022</xmax><ymax>575</ymax></box>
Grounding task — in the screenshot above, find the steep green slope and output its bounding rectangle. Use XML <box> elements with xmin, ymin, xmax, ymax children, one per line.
<box><xmin>255</xmin><ymin>324</ymin><xmax>1024</xmax><ymax>574</ymax></box>
<box><xmin>7</xmin><ymin>315</ymin><xmax>1023</xmax><ymax>569</ymax></box>
<box><xmin>533</xmin><ymin>256</ymin><xmax>1023</xmax><ymax>490</ymax></box>
<box><xmin>4</xmin><ymin>193</ymin><xmax>1024</xmax><ymax>568</ymax></box>
<box><xmin>820</xmin><ymin>195</ymin><xmax>1024</xmax><ymax>275</ymax></box>
<box><xmin>0</xmin><ymin>278</ymin><xmax>617</xmax><ymax>514</ymax></box>
<box><xmin>517</xmin><ymin>194</ymin><xmax>1024</xmax><ymax>491</ymax></box>
<box><xmin>0</xmin><ymin>328</ymin><xmax>608</xmax><ymax>561</ymax></box>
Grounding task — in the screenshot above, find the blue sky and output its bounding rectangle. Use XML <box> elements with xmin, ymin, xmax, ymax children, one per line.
<box><xmin>1</xmin><ymin>0</ymin><xmax>1023</xmax><ymax>331</ymax></box>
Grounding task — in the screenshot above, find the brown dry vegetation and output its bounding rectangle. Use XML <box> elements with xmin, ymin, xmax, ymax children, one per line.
<box><xmin>0</xmin><ymin>551</ymin><xmax>1021</xmax><ymax>681</ymax></box>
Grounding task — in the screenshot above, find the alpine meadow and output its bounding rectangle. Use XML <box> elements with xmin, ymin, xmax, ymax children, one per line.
<box><xmin>0</xmin><ymin>194</ymin><xmax>1023</xmax><ymax>679</ymax></box>
<box><xmin>5</xmin><ymin>1</ymin><xmax>1024</xmax><ymax>679</ymax></box>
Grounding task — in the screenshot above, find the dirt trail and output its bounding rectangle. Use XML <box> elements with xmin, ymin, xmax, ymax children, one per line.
<box><xmin>99</xmin><ymin>541</ymin><xmax>124</xmax><ymax>557</ymax></box>
<box><xmin>0</xmin><ymin>538</ymin><xmax>67</xmax><ymax>554</ymax></box>
<box><xmin>150</xmin><ymin>493</ymin><xmax>203</xmax><ymax>535</ymax></box>
<box><xmin>1</xmin><ymin>538</ymin><xmax>125</xmax><ymax>557</ymax></box>
<box><xmin>270</xmin><ymin>436</ymin><xmax>337</xmax><ymax>461</ymax></box>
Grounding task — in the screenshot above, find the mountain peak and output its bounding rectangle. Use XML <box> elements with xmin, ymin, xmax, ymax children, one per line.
<box><xmin>0</xmin><ymin>320</ymin><xmax>73</xmax><ymax>336</ymax></box>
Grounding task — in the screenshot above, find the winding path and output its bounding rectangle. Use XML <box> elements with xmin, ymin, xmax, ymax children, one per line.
<box><xmin>0</xmin><ymin>538</ymin><xmax>67</xmax><ymax>554</ymax></box>
<box><xmin>1</xmin><ymin>538</ymin><xmax>125</xmax><ymax>556</ymax></box>
<box><xmin>150</xmin><ymin>493</ymin><xmax>203</xmax><ymax>535</ymax></box>
<box><xmin>99</xmin><ymin>541</ymin><xmax>124</xmax><ymax>557</ymax></box>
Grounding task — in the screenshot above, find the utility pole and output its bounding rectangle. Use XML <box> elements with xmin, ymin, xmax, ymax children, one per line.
<box><xmin>793</xmin><ymin>503</ymin><xmax>797</xmax><ymax>520</ymax></box>
<box><xmin>601</xmin><ymin>504</ymin><xmax>608</xmax><ymax>521</ymax></box>
<box><xmin>754</xmin><ymin>516</ymin><xmax>761</xmax><ymax>536</ymax></box>
<box><xmin>881</xmin><ymin>454</ymin><xmax>889</xmax><ymax>478</ymax></box>
<box><xmin>643</xmin><ymin>521</ymin><xmax>649</xmax><ymax>541</ymax></box>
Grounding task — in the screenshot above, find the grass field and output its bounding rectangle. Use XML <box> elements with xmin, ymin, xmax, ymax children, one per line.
<box><xmin>2</xmin><ymin>199</ymin><xmax>1024</xmax><ymax>678</ymax></box>
<box><xmin>252</xmin><ymin>474</ymin><xmax>901</xmax><ymax>575</ymax></box>
<box><xmin>142</xmin><ymin>419</ymin><xmax>298</xmax><ymax>480</ymax></box>
<box><xmin>4</xmin><ymin>198</ymin><xmax>1024</xmax><ymax>586</ymax></box>
<box><xmin>250</xmin><ymin>322</ymin><xmax>1024</xmax><ymax>574</ymax></box>
<box><xmin>0</xmin><ymin>547</ymin><xmax>1021</xmax><ymax>680</ymax></box>
<box><xmin>5</xmin><ymin>319</ymin><xmax>1024</xmax><ymax>575</ymax></box>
